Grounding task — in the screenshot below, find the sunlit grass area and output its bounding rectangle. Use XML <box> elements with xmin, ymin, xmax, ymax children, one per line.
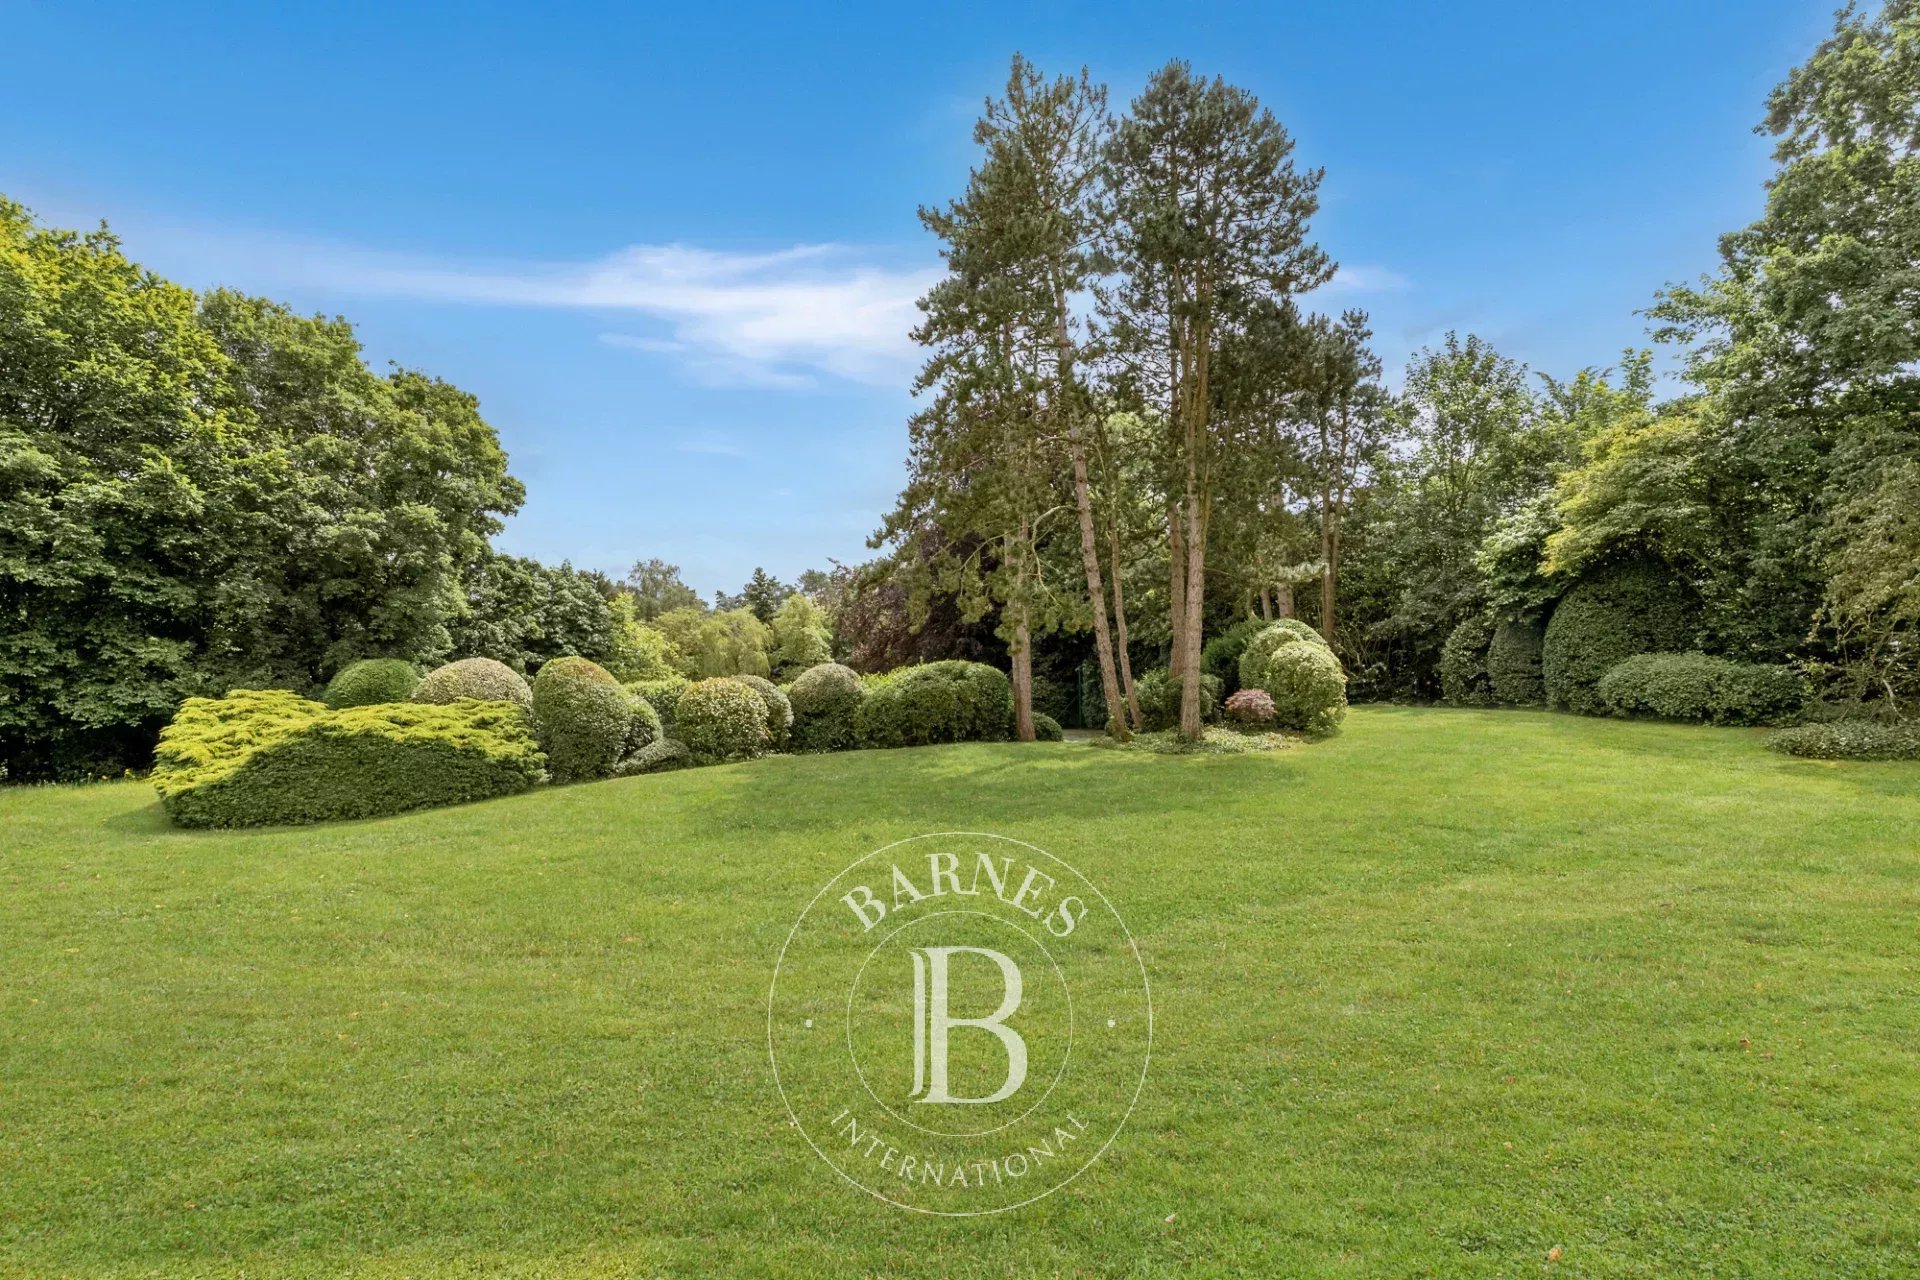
<box><xmin>3</xmin><ymin>706</ymin><xmax>1917</xmax><ymax>1278</ymax></box>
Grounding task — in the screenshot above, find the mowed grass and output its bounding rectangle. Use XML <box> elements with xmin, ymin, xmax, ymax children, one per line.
<box><xmin>2</xmin><ymin>706</ymin><xmax>1918</xmax><ymax>1278</ymax></box>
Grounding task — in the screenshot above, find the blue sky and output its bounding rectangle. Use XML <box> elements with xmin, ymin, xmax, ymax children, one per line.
<box><xmin>6</xmin><ymin>0</ymin><xmax>1833</xmax><ymax>598</ymax></box>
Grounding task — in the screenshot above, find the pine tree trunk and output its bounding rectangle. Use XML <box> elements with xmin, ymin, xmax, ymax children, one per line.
<box><xmin>1178</xmin><ymin>449</ymin><xmax>1207</xmax><ymax>740</ymax></box>
<box><xmin>1320</xmin><ymin>505</ymin><xmax>1337</xmax><ymax>643</ymax></box>
<box><xmin>1011</xmin><ymin>606</ymin><xmax>1035</xmax><ymax>742</ymax></box>
<box><xmin>1107</xmin><ymin>526</ymin><xmax>1142</xmax><ymax>730</ymax></box>
<box><xmin>1275</xmin><ymin>581</ymin><xmax>1294</xmax><ymax>618</ymax></box>
<box><xmin>1167</xmin><ymin>495</ymin><xmax>1187</xmax><ymax>682</ymax></box>
<box><xmin>1070</xmin><ymin>429</ymin><xmax>1128</xmax><ymax>740</ymax></box>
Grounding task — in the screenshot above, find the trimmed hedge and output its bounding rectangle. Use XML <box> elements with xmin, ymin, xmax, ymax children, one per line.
<box><xmin>735</xmin><ymin>673</ymin><xmax>793</xmax><ymax>750</ymax></box>
<box><xmin>1134</xmin><ymin>666</ymin><xmax>1223</xmax><ymax>732</ymax></box>
<box><xmin>622</xmin><ymin>690</ymin><xmax>663</xmax><ymax>757</ymax></box>
<box><xmin>626</xmin><ymin>675</ymin><xmax>690</xmax><ymax>733</ymax></box>
<box><xmin>1031</xmin><ymin>712</ymin><xmax>1064</xmax><ymax>742</ymax></box>
<box><xmin>1248</xmin><ymin>640</ymin><xmax>1347</xmax><ymax>734</ymax></box>
<box><xmin>531</xmin><ymin>657</ymin><xmax>630</xmax><ymax>783</ymax></box>
<box><xmin>788</xmin><ymin>662</ymin><xmax>866</xmax><ymax>752</ymax></box>
<box><xmin>1201</xmin><ymin>619</ymin><xmax>1267</xmax><ymax>694</ymax></box>
<box><xmin>1542</xmin><ymin>561</ymin><xmax>1696</xmax><ymax>715</ymax></box>
<box><xmin>1596</xmin><ymin>652</ymin><xmax>1804</xmax><ymax>725</ymax></box>
<box><xmin>1439</xmin><ymin>615</ymin><xmax>1496</xmax><ymax>707</ymax></box>
<box><xmin>615</xmin><ymin>736</ymin><xmax>692</xmax><ymax>775</ymax></box>
<box><xmin>1237</xmin><ymin>620</ymin><xmax>1326</xmax><ymax>692</ymax></box>
<box><xmin>322</xmin><ymin>659</ymin><xmax>419</xmax><ymax>710</ymax></box>
<box><xmin>153</xmin><ymin>690</ymin><xmax>543</xmax><ymax>828</ymax></box>
<box><xmin>854</xmin><ymin>661</ymin><xmax>1012</xmax><ymax>749</ymax></box>
<box><xmin>1768</xmin><ymin>720</ymin><xmax>1920</xmax><ymax>761</ymax></box>
<box><xmin>677</xmin><ymin>677</ymin><xmax>772</xmax><ymax>762</ymax></box>
<box><xmin>1488</xmin><ymin>619</ymin><xmax>1546</xmax><ymax>705</ymax></box>
<box><xmin>415</xmin><ymin>657</ymin><xmax>533</xmax><ymax>711</ymax></box>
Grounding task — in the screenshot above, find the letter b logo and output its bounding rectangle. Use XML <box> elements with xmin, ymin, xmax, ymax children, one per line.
<box><xmin>908</xmin><ymin>946</ymin><xmax>1028</xmax><ymax>1105</ymax></box>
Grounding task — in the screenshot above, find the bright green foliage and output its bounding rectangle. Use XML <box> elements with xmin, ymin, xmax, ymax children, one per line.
<box><xmin>321</xmin><ymin>659</ymin><xmax>419</xmax><ymax>710</ymax></box>
<box><xmin>767</xmin><ymin>594</ymin><xmax>833</xmax><ymax>678</ymax></box>
<box><xmin>604</xmin><ymin>597</ymin><xmax>682</xmax><ymax>683</ymax></box>
<box><xmin>734</xmin><ymin>674</ymin><xmax>793</xmax><ymax>750</ymax></box>
<box><xmin>1487</xmin><ymin>619</ymin><xmax>1547</xmax><ymax>705</ymax></box>
<box><xmin>625</xmin><ymin>676</ymin><xmax>690</xmax><ymax>734</ymax></box>
<box><xmin>1542</xmin><ymin>561</ymin><xmax>1696</xmax><ymax>715</ymax></box>
<box><xmin>1134</xmin><ymin>667</ymin><xmax>1222</xmax><ymax>731</ymax></box>
<box><xmin>654</xmin><ymin>607</ymin><xmax>772</xmax><ymax>679</ymax></box>
<box><xmin>1597</xmin><ymin>652</ymin><xmax>1805</xmax><ymax>726</ymax></box>
<box><xmin>1439</xmin><ymin>614</ymin><xmax>1497</xmax><ymax>706</ymax></box>
<box><xmin>1769</xmin><ymin>718</ymin><xmax>1920</xmax><ymax>761</ymax></box>
<box><xmin>1250</xmin><ymin>642</ymin><xmax>1348</xmax><ymax>734</ymax></box>
<box><xmin>414</xmin><ymin>657</ymin><xmax>532</xmax><ymax>711</ymax></box>
<box><xmin>787</xmin><ymin>662</ymin><xmax>866</xmax><ymax>752</ymax></box>
<box><xmin>676</xmin><ymin>678</ymin><xmax>772</xmax><ymax>763</ymax></box>
<box><xmin>1237</xmin><ymin>621</ymin><xmax>1325</xmax><ymax>691</ymax></box>
<box><xmin>152</xmin><ymin>691</ymin><xmax>542</xmax><ymax>828</ymax></box>
<box><xmin>1201</xmin><ymin>619</ymin><xmax>1267</xmax><ymax>694</ymax></box>
<box><xmin>1030</xmin><ymin>712</ymin><xmax>1064</xmax><ymax>741</ymax></box>
<box><xmin>854</xmin><ymin>661</ymin><xmax>1012</xmax><ymax>749</ymax></box>
<box><xmin>529</xmin><ymin>658</ymin><xmax>630</xmax><ymax>784</ymax></box>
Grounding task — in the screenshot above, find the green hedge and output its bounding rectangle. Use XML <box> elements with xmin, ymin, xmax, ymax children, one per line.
<box><xmin>1237</xmin><ymin>620</ymin><xmax>1326</xmax><ymax>691</ymax></box>
<box><xmin>1542</xmin><ymin>561</ymin><xmax>1696</xmax><ymax>715</ymax></box>
<box><xmin>1439</xmin><ymin>615</ymin><xmax>1496</xmax><ymax>706</ymax></box>
<box><xmin>1248</xmin><ymin>640</ymin><xmax>1347</xmax><ymax>734</ymax></box>
<box><xmin>623</xmin><ymin>691</ymin><xmax>663</xmax><ymax>757</ymax></box>
<box><xmin>1768</xmin><ymin>720</ymin><xmax>1920</xmax><ymax>761</ymax></box>
<box><xmin>1133</xmin><ymin>666</ymin><xmax>1222</xmax><ymax>731</ymax></box>
<box><xmin>1487</xmin><ymin>619</ymin><xmax>1546</xmax><ymax>706</ymax></box>
<box><xmin>614</xmin><ymin>736</ymin><xmax>692</xmax><ymax>776</ymax></box>
<box><xmin>1031</xmin><ymin>712</ymin><xmax>1064</xmax><ymax>742</ymax></box>
<box><xmin>677</xmin><ymin>677</ymin><xmax>772</xmax><ymax>762</ymax></box>
<box><xmin>854</xmin><ymin>661</ymin><xmax>1011</xmax><ymax>749</ymax></box>
<box><xmin>531</xmin><ymin>657</ymin><xmax>630</xmax><ymax>783</ymax></box>
<box><xmin>322</xmin><ymin>659</ymin><xmax>419</xmax><ymax>709</ymax></box>
<box><xmin>415</xmin><ymin>657</ymin><xmax>533</xmax><ymax>710</ymax></box>
<box><xmin>735</xmin><ymin>674</ymin><xmax>793</xmax><ymax>750</ymax></box>
<box><xmin>788</xmin><ymin>662</ymin><xmax>866</xmax><ymax>752</ymax></box>
<box><xmin>153</xmin><ymin>690</ymin><xmax>544</xmax><ymax>828</ymax></box>
<box><xmin>1596</xmin><ymin>652</ymin><xmax>1804</xmax><ymax>725</ymax></box>
<box><xmin>626</xmin><ymin>675</ymin><xmax>690</xmax><ymax>733</ymax></box>
<box><xmin>1201</xmin><ymin>619</ymin><xmax>1266</xmax><ymax>694</ymax></box>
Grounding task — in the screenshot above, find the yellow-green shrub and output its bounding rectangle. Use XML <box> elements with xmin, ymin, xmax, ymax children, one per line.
<box><xmin>153</xmin><ymin>691</ymin><xmax>544</xmax><ymax>828</ymax></box>
<box><xmin>530</xmin><ymin>657</ymin><xmax>630</xmax><ymax>784</ymax></box>
<box><xmin>322</xmin><ymin>659</ymin><xmax>419</xmax><ymax>709</ymax></box>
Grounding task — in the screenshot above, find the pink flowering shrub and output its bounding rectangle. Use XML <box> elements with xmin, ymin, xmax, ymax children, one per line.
<box><xmin>1224</xmin><ymin>688</ymin><xmax>1277</xmax><ymax>726</ymax></box>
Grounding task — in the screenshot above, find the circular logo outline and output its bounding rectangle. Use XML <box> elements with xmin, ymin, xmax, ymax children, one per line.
<box><xmin>767</xmin><ymin>831</ymin><xmax>1153</xmax><ymax>1216</ymax></box>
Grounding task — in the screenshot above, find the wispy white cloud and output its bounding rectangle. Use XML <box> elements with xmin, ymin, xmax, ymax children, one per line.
<box><xmin>1317</xmin><ymin>262</ymin><xmax>1412</xmax><ymax>294</ymax></box>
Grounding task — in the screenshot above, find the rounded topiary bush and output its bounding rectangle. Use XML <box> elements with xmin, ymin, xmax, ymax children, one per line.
<box><xmin>622</xmin><ymin>690</ymin><xmax>663</xmax><ymax>757</ymax></box>
<box><xmin>1595</xmin><ymin>652</ymin><xmax>1804</xmax><ymax>725</ymax></box>
<box><xmin>531</xmin><ymin>657</ymin><xmax>631</xmax><ymax>783</ymax></box>
<box><xmin>1224</xmin><ymin>687</ymin><xmax>1277</xmax><ymax>726</ymax></box>
<box><xmin>677</xmin><ymin>677</ymin><xmax>772</xmax><ymax>762</ymax></box>
<box><xmin>1237</xmin><ymin>621</ymin><xmax>1326</xmax><ymax>691</ymax></box>
<box><xmin>1440</xmin><ymin>615</ymin><xmax>1496</xmax><ymax>706</ymax></box>
<box><xmin>735</xmin><ymin>674</ymin><xmax>793</xmax><ymax>750</ymax></box>
<box><xmin>1488</xmin><ymin>618</ymin><xmax>1546</xmax><ymax>705</ymax></box>
<box><xmin>1133</xmin><ymin>666</ymin><xmax>1223</xmax><ymax>731</ymax></box>
<box><xmin>788</xmin><ymin>662</ymin><xmax>866</xmax><ymax>753</ymax></box>
<box><xmin>415</xmin><ymin>657</ymin><xmax>534</xmax><ymax>711</ymax></box>
<box><xmin>854</xmin><ymin>661</ymin><xmax>1012</xmax><ymax>749</ymax></box>
<box><xmin>1542</xmin><ymin>561</ymin><xmax>1696</xmax><ymax>715</ymax></box>
<box><xmin>1031</xmin><ymin>712</ymin><xmax>1064</xmax><ymax>742</ymax></box>
<box><xmin>322</xmin><ymin>658</ymin><xmax>419</xmax><ymax>709</ymax></box>
<box><xmin>626</xmin><ymin>675</ymin><xmax>689</xmax><ymax>733</ymax></box>
<box><xmin>1250</xmin><ymin>641</ymin><xmax>1347</xmax><ymax>734</ymax></box>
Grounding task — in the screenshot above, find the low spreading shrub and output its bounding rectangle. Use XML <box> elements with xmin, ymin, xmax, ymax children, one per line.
<box><xmin>854</xmin><ymin>661</ymin><xmax>1011</xmax><ymax>749</ymax></box>
<box><xmin>1133</xmin><ymin>667</ymin><xmax>1222</xmax><ymax>731</ymax></box>
<box><xmin>1440</xmin><ymin>615</ymin><xmax>1496</xmax><ymax>706</ymax></box>
<box><xmin>735</xmin><ymin>674</ymin><xmax>793</xmax><ymax>750</ymax></box>
<box><xmin>614</xmin><ymin>736</ymin><xmax>692</xmax><ymax>775</ymax></box>
<box><xmin>1542</xmin><ymin>560</ymin><xmax>1695</xmax><ymax>715</ymax></box>
<box><xmin>1224</xmin><ymin>687</ymin><xmax>1278</xmax><ymax>726</ymax></box>
<box><xmin>414</xmin><ymin>657</ymin><xmax>534</xmax><ymax>711</ymax></box>
<box><xmin>1488</xmin><ymin>618</ymin><xmax>1546</xmax><ymax>705</ymax></box>
<box><xmin>1031</xmin><ymin>712</ymin><xmax>1064</xmax><ymax>742</ymax></box>
<box><xmin>1237</xmin><ymin>620</ymin><xmax>1326</xmax><ymax>691</ymax></box>
<box><xmin>322</xmin><ymin>659</ymin><xmax>419</xmax><ymax>709</ymax></box>
<box><xmin>531</xmin><ymin>657</ymin><xmax>631</xmax><ymax>783</ymax></box>
<box><xmin>1767</xmin><ymin>719</ymin><xmax>1920</xmax><ymax>761</ymax></box>
<box><xmin>788</xmin><ymin>662</ymin><xmax>866</xmax><ymax>752</ymax></box>
<box><xmin>153</xmin><ymin>690</ymin><xmax>544</xmax><ymax>828</ymax></box>
<box><xmin>1247</xmin><ymin>640</ymin><xmax>1347</xmax><ymax>734</ymax></box>
<box><xmin>1596</xmin><ymin>652</ymin><xmax>1804</xmax><ymax>725</ymax></box>
<box><xmin>676</xmin><ymin>677</ymin><xmax>772</xmax><ymax>762</ymax></box>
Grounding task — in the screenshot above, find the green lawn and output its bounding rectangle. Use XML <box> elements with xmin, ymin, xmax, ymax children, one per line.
<box><xmin>3</xmin><ymin>706</ymin><xmax>1917</xmax><ymax>1277</ymax></box>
